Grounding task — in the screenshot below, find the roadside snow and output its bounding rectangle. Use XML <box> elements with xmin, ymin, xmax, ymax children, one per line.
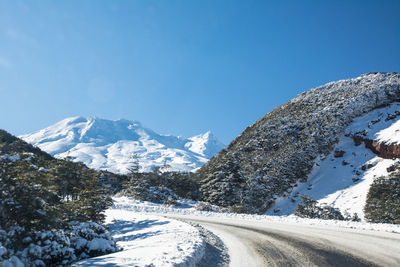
<box><xmin>112</xmin><ymin>197</ymin><xmax>400</xmax><ymax>234</ymax></box>
<box><xmin>74</xmin><ymin>205</ymin><xmax>204</xmax><ymax>267</ymax></box>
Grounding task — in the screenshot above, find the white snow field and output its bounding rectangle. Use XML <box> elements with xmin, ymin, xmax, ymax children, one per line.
<box><xmin>74</xmin><ymin>207</ymin><xmax>205</xmax><ymax>266</ymax></box>
<box><xmin>21</xmin><ymin>116</ymin><xmax>224</xmax><ymax>173</ymax></box>
<box><xmin>267</xmin><ymin>103</ymin><xmax>400</xmax><ymax>219</ymax></box>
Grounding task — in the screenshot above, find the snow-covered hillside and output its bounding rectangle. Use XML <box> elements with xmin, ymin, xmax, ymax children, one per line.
<box><xmin>20</xmin><ymin>117</ymin><xmax>224</xmax><ymax>173</ymax></box>
<box><xmin>268</xmin><ymin>102</ymin><xmax>400</xmax><ymax>219</ymax></box>
<box><xmin>197</xmin><ymin>72</ymin><xmax>400</xmax><ymax>214</ymax></box>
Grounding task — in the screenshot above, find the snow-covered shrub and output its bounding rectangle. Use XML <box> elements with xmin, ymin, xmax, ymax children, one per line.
<box><xmin>1</xmin><ymin>256</ymin><xmax>25</xmax><ymax>267</ymax></box>
<box><xmin>121</xmin><ymin>170</ymin><xmax>200</xmax><ymax>205</ymax></box>
<box><xmin>0</xmin><ymin>130</ymin><xmax>117</xmax><ymax>266</ymax></box>
<box><xmin>343</xmin><ymin>211</ymin><xmax>361</xmax><ymax>222</ymax></box>
<box><xmin>0</xmin><ymin>228</ymin><xmax>14</xmax><ymax>262</ymax></box>
<box><xmin>0</xmin><ymin>223</ymin><xmax>118</xmax><ymax>266</ymax></box>
<box><xmin>70</xmin><ymin>222</ymin><xmax>117</xmax><ymax>259</ymax></box>
<box><xmin>364</xmin><ymin>175</ymin><xmax>400</xmax><ymax>224</ymax></box>
<box><xmin>295</xmin><ymin>195</ymin><xmax>345</xmax><ymax>220</ymax></box>
<box><xmin>21</xmin><ymin>229</ymin><xmax>75</xmax><ymax>266</ymax></box>
<box><xmin>125</xmin><ymin>182</ymin><xmax>179</xmax><ymax>204</ymax></box>
<box><xmin>0</xmin><ymin>226</ymin><xmax>73</xmax><ymax>266</ymax></box>
<box><xmin>194</xmin><ymin>201</ymin><xmax>228</xmax><ymax>213</ymax></box>
<box><xmin>195</xmin><ymin>202</ymin><xmax>214</xmax><ymax>212</ymax></box>
<box><xmin>162</xmin><ymin>196</ymin><xmax>180</xmax><ymax>207</ymax></box>
<box><xmin>228</xmin><ymin>204</ymin><xmax>248</xmax><ymax>214</ymax></box>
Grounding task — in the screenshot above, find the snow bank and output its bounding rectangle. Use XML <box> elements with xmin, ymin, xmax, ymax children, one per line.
<box><xmin>74</xmin><ymin>204</ymin><xmax>205</xmax><ymax>266</ymax></box>
<box><xmin>112</xmin><ymin>197</ymin><xmax>400</xmax><ymax>234</ymax></box>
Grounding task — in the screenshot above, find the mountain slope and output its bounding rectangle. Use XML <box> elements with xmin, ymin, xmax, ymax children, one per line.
<box><xmin>267</xmin><ymin>102</ymin><xmax>400</xmax><ymax>219</ymax></box>
<box><xmin>20</xmin><ymin>117</ymin><xmax>224</xmax><ymax>173</ymax></box>
<box><xmin>196</xmin><ymin>72</ymin><xmax>400</xmax><ymax>214</ymax></box>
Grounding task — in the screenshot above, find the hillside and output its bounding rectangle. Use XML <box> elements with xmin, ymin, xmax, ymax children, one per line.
<box><xmin>21</xmin><ymin>117</ymin><xmax>224</xmax><ymax>173</ymax></box>
<box><xmin>267</xmin><ymin>102</ymin><xmax>400</xmax><ymax>219</ymax></box>
<box><xmin>196</xmin><ymin>72</ymin><xmax>400</xmax><ymax>214</ymax></box>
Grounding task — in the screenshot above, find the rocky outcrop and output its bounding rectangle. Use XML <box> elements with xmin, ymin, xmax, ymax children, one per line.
<box><xmin>354</xmin><ymin>135</ymin><xmax>400</xmax><ymax>159</ymax></box>
<box><xmin>334</xmin><ymin>150</ymin><xmax>345</xmax><ymax>157</ymax></box>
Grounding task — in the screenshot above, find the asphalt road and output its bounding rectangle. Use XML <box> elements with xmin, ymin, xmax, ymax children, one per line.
<box><xmin>167</xmin><ymin>215</ymin><xmax>400</xmax><ymax>267</ymax></box>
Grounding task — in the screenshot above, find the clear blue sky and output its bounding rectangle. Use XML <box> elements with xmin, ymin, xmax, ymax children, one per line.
<box><xmin>0</xmin><ymin>0</ymin><xmax>399</xmax><ymax>144</ymax></box>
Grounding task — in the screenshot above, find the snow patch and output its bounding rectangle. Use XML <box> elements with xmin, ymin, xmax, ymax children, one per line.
<box><xmin>74</xmin><ymin>201</ymin><xmax>205</xmax><ymax>267</ymax></box>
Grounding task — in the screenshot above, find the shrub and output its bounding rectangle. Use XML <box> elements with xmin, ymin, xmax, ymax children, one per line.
<box><xmin>295</xmin><ymin>195</ymin><xmax>344</xmax><ymax>220</ymax></box>
<box><xmin>0</xmin><ymin>223</ymin><xmax>118</xmax><ymax>266</ymax></box>
<box><xmin>364</xmin><ymin>175</ymin><xmax>400</xmax><ymax>224</ymax></box>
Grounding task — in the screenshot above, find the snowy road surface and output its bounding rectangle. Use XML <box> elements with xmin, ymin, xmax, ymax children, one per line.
<box><xmin>167</xmin><ymin>214</ymin><xmax>400</xmax><ymax>267</ymax></box>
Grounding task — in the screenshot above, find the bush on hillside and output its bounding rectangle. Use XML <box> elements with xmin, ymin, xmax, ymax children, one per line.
<box><xmin>364</xmin><ymin>174</ymin><xmax>400</xmax><ymax>224</ymax></box>
<box><xmin>295</xmin><ymin>195</ymin><xmax>345</xmax><ymax>220</ymax></box>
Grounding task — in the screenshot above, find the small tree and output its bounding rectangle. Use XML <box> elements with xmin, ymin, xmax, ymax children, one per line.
<box><xmin>0</xmin><ymin>154</ymin><xmax>63</xmax><ymax>231</ymax></box>
<box><xmin>122</xmin><ymin>154</ymin><xmax>142</xmax><ymax>191</ymax></box>
<box><xmin>128</xmin><ymin>154</ymin><xmax>140</xmax><ymax>175</ymax></box>
<box><xmin>161</xmin><ymin>159</ymin><xmax>170</xmax><ymax>173</ymax></box>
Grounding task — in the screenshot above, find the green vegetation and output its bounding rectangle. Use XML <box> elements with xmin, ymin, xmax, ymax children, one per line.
<box><xmin>0</xmin><ymin>130</ymin><xmax>112</xmax><ymax>231</ymax></box>
<box><xmin>0</xmin><ymin>129</ymin><xmax>116</xmax><ymax>265</ymax></box>
<box><xmin>122</xmin><ymin>159</ymin><xmax>200</xmax><ymax>204</ymax></box>
<box><xmin>295</xmin><ymin>195</ymin><xmax>360</xmax><ymax>221</ymax></box>
<box><xmin>364</xmin><ymin>173</ymin><xmax>400</xmax><ymax>224</ymax></box>
<box><xmin>295</xmin><ymin>195</ymin><xmax>345</xmax><ymax>220</ymax></box>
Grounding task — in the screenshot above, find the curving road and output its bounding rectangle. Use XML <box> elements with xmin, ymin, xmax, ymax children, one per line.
<box><xmin>166</xmin><ymin>215</ymin><xmax>400</xmax><ymax>267</ymax></box>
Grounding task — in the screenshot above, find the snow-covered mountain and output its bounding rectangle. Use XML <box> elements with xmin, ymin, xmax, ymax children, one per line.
<box><xmin>20</xmin><ymin>117</ymin><xmax>224</xmax><ymax>173</ymax></box>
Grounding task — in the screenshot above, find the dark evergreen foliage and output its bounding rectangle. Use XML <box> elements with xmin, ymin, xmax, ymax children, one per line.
<box><xmin>295</xmin><ymin>195</ymin><xmax>345</xmax><ymax>220</ymax></box>
<box><xmin>120</xmin><ymin>156</ymin><xmax>200</xmax><ymax>204</ymax></box>
<box><xmin>0</xmin><ymin>130</ymin><xmax>114</xmax><ymax>260</ymax></box>
<box><xmin>0</xmin><ymin>130</ymin><xmax>117</xmax><ymax>265</ymax></box>
<box><xmin>122</xmin><ymin>170</ymin><xmax>200</xmax><ymax>204</ymax></box>
<box><xmin>364</xmin><ymin>174</ymin><xmax>400</xmax><ymax>224</ymax></box>
<box><xmin>117</xmin><ymin>152</ymin><xmax>200</xmax><ymax>203</ymax></box>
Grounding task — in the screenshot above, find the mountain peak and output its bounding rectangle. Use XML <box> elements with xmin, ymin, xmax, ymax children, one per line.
<box><xmin>186</xmin><ymin>130</ymin><xmax>225</xmax><ymax>159</ymax></box>
<box><xmin>20</xmin><ymin>117</ymin><xmax>224</xmax><ymax>173</ymax></box>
